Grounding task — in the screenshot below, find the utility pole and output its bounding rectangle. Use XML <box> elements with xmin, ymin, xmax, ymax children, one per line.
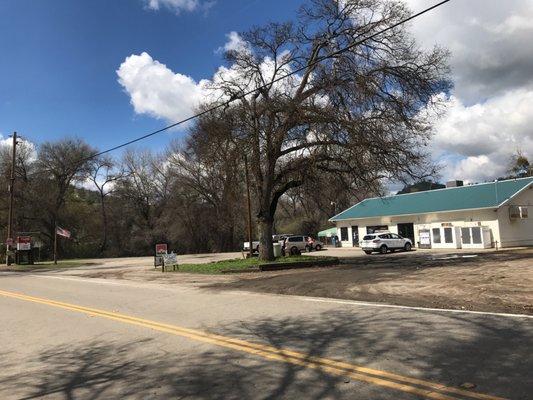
<box><xmin>53</xmin><ymin>222</ymin><xmax>58</xmax><ymax>265</ymax></box>
<box><xmin>6</xmin><ymin>132</ymin><xmax>17</xmax><ymax>266</ymax></box>
<box><xmin>243</xmin><ymin>154</ymin><xmax>253</xmax><ymax>258</ymax></box>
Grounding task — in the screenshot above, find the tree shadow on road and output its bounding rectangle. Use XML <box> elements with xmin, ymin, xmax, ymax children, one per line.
<box><xmin>0</xmin><ymin>310</ymin><xmax>531</xmax><ymax>399</ymax></box>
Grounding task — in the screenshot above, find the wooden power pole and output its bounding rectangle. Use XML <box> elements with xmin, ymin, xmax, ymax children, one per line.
<box><xmin>243</xmin><ymin>155</ymin><xmax>253</xmax><ymax>258</ymax></box>
<box><xmin>6</xmin><ymin>132</ymin><xmax>17</xmax><ymax>266</ymax></box>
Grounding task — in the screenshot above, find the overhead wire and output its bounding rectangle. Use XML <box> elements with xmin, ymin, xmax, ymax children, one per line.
<box><xmin>79</xmin><ymin>0</ymin><xmax>451</xmax><ymax>163</ymax></box>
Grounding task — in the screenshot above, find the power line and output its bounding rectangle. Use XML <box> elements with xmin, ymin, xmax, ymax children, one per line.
<box><xmin>81</xmin><ymin>0</ymin><xmax>451</xmax><ymax>163</ymax></box>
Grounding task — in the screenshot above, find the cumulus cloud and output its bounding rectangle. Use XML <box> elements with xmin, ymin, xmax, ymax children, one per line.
<box><xmin>121</xmin><ymin>1</ymin><xmax>533</xmax><ymax>183</ymax></box>
<box><xmin>405</xmin><ymin>0</ymin><xmax>533</xmax><ymax>103</ymax></box>
<box><xmin>403</xmin><ymin>0</ymin><xmax>533</xmax><ymax>182</ymax></box>
<box><xmin>144</xmin><ymin>0</ymin><xmax>202</xmax><ymax>14</ymax></box>
<box><xmin>215</xmin><ymin>31</ymin><xmax>250</xmax><ymax>55</ymax></box>
<box><xmin>117</xmin><ymin>52</ymin><xmax>210</xmax><ymax>122</ymax></box>
<box><xmin>117</xmin><ymin>45</ymin><xmax>303</xmax><ymax>124</ymax></box>
<box><xmin>430</xmin><ymin>89</ymin><xmax>533</xmax><ymax>182</ymax></box>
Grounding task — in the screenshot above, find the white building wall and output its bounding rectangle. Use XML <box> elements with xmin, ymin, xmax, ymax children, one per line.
<box><xmin>335</xmin><ymin>208</ymin><xmax>502</xmax><ymax>248</ymax></box>
<box><xmin>497</xmin><ymin>185</ymin><xmax>533</xmax><ymax>247</ymax></box>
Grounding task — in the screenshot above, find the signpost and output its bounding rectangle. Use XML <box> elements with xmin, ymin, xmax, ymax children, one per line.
<box><xmin>15</xmin><ymin>235</ymin><xmax>33</xmax><ymax>264</ymax></box>
<box><xmin>154</xmin><ymin>243</ymin><xmax>168</xmax><ymax>269</ymax></box>
<box><xmin>162</xmin><ymin>252</ymin><xmax>178</xmax><ymax>272</ymax></box>
<box><xmin>16</xmin><ymin>236</ymin><xmax>31</xmax><ymax>251</ymax></box>
<box><xmin>155</xmin><ymin>243</ymin><xmax>168</xmax><ymax>254</ymax></box>
<box><xmin>154</xmin><ymin>243</ymin><xmax>177</xmax><ymax>272</ymax></box>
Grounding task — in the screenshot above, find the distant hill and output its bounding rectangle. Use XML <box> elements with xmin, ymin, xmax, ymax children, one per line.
<box><xmin>397</xmin><ymin>180</ymin><xmax>445</xmax><ymax>195</ymax></box>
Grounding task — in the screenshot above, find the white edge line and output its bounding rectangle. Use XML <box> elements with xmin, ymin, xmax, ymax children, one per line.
<box><xmin>227</xmin><ymin>290</ymin><xmax>533</xmax><ymax>319</ymax></box>
<box><xmin>10</xmin><ymin>273</ymin><xmax>533</xmax><ymax>320</ymax></box>
<box><xmin>299</xmin><ymin>296</ymin><xmax>533</xmax><ymax>319</ymax></box>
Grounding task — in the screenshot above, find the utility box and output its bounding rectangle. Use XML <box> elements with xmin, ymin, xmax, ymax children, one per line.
<box><xmin>273</xmin><ymin>243</ymin><xmax>282</xmax><ymax>258</ymax></box>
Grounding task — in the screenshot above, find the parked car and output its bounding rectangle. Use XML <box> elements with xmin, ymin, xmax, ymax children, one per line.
<box><xmin>282</xmin><ymin>235</ymin><xmax>324</xmax><ymax>255</ymax></box>
<box><xmin>360</xmin><ymin>232</ymin><xmax>412</xmax><ymax>254</ymax></box>
<box><xmin>243</xmin><ymin>234</ymin><xmax>292</xmax><ymax>253</ymax></box>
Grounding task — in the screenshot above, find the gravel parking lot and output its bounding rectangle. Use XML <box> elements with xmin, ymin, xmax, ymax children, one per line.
<box><xmin>210</xmin><ymin>248</ymin><xmax>533</xmax><ymax>315</ymax></box>
<box><xmin>17</xmin><ymin>248</ymin><xmax>532</xmax><ymax>315</ymax></box>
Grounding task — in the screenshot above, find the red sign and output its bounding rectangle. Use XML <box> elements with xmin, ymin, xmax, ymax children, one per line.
<box><xmin>6</xmin><ymin>238</ymin><xmax>13</xmax><ymax>246</ymax></box>
<box><xmin>155</xmin><ymin>243</ymin><xmax>168</xmax><ymax>254</ymax></box>
<box><xmin>16</xmin><ymin>236</ymin><xmax>32</xmax><ymax>251</ymax></box>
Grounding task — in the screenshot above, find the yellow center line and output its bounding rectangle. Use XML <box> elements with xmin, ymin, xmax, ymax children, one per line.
<box><xmin>0</xmin><ymin>289</ymin><xmax>506</xmax><ymax>400</ymax></box>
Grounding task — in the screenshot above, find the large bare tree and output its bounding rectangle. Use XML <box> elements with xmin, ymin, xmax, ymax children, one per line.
<box><xmin>88</xmin><ymin>156</ymin><xmax>127</xmax><ymax>253</ymax></box>
<box><xmin>206</xmin><ymin>0</ymin><xmax>450</xmax><ymax>260</ymax></box>
<box><xmin>36</xmin><ymin>138</ymin><xmax>95</xmax><ymax>244</ymax></box>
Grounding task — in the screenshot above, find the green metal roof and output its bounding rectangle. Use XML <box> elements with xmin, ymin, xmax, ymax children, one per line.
<box><xmin>318</xmin><ymin>227</ymin><xmax>337</xmax><ymax>237</ymax></box>
<box><xmin>330</xmin><ymin>177</ymin><xmax>533</xmax><ymax>221</ymax></box>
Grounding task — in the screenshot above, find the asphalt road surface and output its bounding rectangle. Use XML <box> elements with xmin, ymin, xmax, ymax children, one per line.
<box><xmin>0</xmin><ymin>269</ymin><xmax>531</xmax><ymax>399</ymax></box>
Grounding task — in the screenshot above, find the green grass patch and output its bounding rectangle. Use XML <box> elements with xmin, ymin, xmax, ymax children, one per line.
<box><xmin>176</xmin><ymin>255</ymin><xmax>337</xmax><ymax>274</ymax></box>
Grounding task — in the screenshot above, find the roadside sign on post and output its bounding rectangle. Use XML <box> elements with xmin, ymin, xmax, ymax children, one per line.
<box><xmin>162</xmin><ymin>252</ymin><xmax>178</xmax><ymax>272</ymax></box>
<box><xmin>155</xmin><ymin>243</ymin><xmax>168</xmax><ymax>254</ymax></box>
<box><xmin>6</xmin><ymin>238</ymin><xmax>13</xmax><ymax>246</ymax></box>
<box><xmin>154</xmin><ymin>243</ymin><xmax>168</xmax><ymax>268</ymax></box>
<box><xmin>16</xmin><ymin>236</ymin><xmax>32</xmax><ymax>251</ymax></box>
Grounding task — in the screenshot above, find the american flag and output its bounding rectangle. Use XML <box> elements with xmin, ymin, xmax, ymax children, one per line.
<box><xmin>56</xmin><ymin>226</ymin><xmax>71</xmax><ymax>239</ymax></box>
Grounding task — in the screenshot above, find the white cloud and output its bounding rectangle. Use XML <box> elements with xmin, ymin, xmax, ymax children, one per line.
<box><xmin>216</xmin><ymin>31</ymin><xmax>250</xmax><ymax>55</ymax></box>
<box><xmin>117</xmin><ymin>47</ymin><xmax>304</xmax><ymax>124</ymax></box>
<box><xmin>117</xmin><ymin>52</ymin><xmax>209</xmax><ymax>123</ymax></box>
<box><xmin>405</xmin><ymin>0</ymin><xmax>533</xmax><ymax>103</ymax></box>
<box><xmin>121</xmin><ymin>2</ymin><xmax>533</xmax><ymax>184</ymax></box>
<box><xmin>144</xmin><ymin>0</ymin><xmax>200</xmax><ymax>14</ymax></box>
<box><xmin>403</xmin><ymin>0</ymin><xmax>533</xmax><ymax>182</ymax></box>
<box><xmin>431</xmin><ymin>89</ymin><xmax>533</xmax><ymax>182</ymax></box>
<box><xmin>0</xmin><ymin>134</ymin><xmax>37</xmax><ymax>162</ymax></box>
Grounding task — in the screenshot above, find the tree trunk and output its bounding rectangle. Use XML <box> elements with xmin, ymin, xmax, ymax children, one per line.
<box><xmin>99</xmin><ymin>193</ymin><xmax>108</xmax><ymax>253</ymax></box>
<box><xmin>258</xmin><ymin>213</ymin><xmax>274</xmax><ymax>261</ymax></box>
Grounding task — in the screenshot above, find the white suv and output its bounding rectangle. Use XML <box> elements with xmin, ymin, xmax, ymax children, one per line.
<box><xmin>361</xmin><ymin>233</ymin><xmax>412</xmax><ymax>254</ymax></box>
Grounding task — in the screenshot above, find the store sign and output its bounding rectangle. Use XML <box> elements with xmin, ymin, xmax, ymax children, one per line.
<box><xmin>162</xmin><ymin>253</ymin><xmax>177</xmax><ymax>266</ymax></box>
<box><xmin>419</xmin><ymin>230</ymin><xmax>431</xmax><ymax>245</ymax></box>
<box><xmin>16</xmin><ymin>236</ymin><xmax>32</xmax><ymax>251</ymax></box>
<box><xmin>155</xmin><ymin>243</ymin><xmax>168</xmax><ymax>254</ymax></box>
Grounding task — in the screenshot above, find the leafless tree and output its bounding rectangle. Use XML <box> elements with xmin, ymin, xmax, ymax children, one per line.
<box><xmin>204</xmin><ymin>0</ymin><xmax>450</xmax><ymax>260</ymax></box>
<box><xmin>167</xmin><ymin>114</ymin><xmax>245</xmax><ymax>252</ymax></box>
<box><xmin>88</xmin><ymin>156</ymin><xmax>128</xmax><ymax>253</ymax></box>
<box><xmin>36</xmin><ymin>138</ymin><xmax>95</xmax><ymax>243</ymax></box>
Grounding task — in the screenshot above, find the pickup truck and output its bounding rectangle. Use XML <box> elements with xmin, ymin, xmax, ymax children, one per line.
<box><xmin>243</xmin><ymin>234</ymin><xmax>293</xmax><ymax>253</ymax></box>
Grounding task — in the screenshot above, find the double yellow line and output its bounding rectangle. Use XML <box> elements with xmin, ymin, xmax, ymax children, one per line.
<box><xmin>0</xmin><ymin>289</ymin><xmax>505</xmax><ymax>400</ymax></box>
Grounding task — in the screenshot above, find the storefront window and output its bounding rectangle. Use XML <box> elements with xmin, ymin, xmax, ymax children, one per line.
<box><xmin>444</xmin><ymin>228</ymin><xmax>453</xmax><ymax>243</ymax></box>
<box><xmin>340</xmin><ymin>227</ymin><xmax>348</xmax><ymax>241</ymax></box>
<box><xmin>366</xmin><ymin>225</ymin><xmax>388</xmax><ymax>234</ymax></box>
<box><xmin>472</xmin><ymin>227</ymin><xmax>482</xmax><ymax>244</ymax></box>
<box><xmin>461</xmin><ymin>227</ymin><xmax>471</xmax><ymax>244</ymax></box>
<box><xmin>432</xmin><ymin>228</ymin><xmax>441</xmax><ymax>243</ymax></box>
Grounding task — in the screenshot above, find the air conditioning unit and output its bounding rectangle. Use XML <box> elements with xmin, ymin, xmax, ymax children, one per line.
<box><xmin>509</xmin><ymin>206</ymin><xmax>528</xmax><ymax>219</ymax></box>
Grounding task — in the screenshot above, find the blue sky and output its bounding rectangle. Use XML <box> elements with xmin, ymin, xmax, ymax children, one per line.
<box><xmin>2</xmin><ymin>0</ymin><xmax>533</xmax><ymax>183</ymax></box>
<box><xmin>0</xmin><ymin>0</ymin><xmax>301</xmax><ymax>151</ymax></box>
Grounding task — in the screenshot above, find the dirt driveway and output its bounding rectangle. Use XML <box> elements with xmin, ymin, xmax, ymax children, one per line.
<box><xmin>18</xmin><ymin>248</ymin><xmax>532</xmax><ymax>315</ymax></box>
<box><xmin>210</xmin><ymin>248</ymin><xmax>533</xmax><ymax>315</ymax></box>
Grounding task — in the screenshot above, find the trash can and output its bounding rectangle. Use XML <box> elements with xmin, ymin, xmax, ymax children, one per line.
<box><xmin>273</xmin><ymin>243</ymin><xmax>282</xmax><ymax>258</ymax></box>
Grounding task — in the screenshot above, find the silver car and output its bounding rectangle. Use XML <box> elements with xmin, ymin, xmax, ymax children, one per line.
<box><xmin>283</xmin><ymin>235</ymin><xmax>324</xmax><ymax>255</ymax></box>
<box><xmin>361</xmin><ymin>233</ymin><xmax>412</xmax><ymax>254</ymax></box>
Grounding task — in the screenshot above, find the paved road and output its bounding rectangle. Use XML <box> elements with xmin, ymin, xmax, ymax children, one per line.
<box><xmin>0</xmin><ymin>270</ymin><xmax>531</xmax><ymax>399</ymax></box>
